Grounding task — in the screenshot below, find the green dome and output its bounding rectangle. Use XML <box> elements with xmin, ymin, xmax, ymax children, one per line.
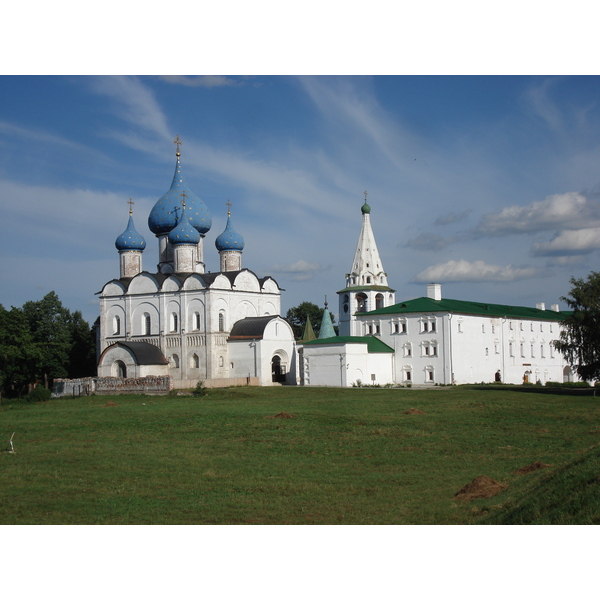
<box><xmin>361</xmin><ymin>201</ymin><xmax>371</xmax><ymax>214</ymax></box>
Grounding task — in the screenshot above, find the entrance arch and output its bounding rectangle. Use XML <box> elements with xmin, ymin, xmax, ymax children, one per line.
<box><xmin>271</xmin><ymin>355</ymin><xmax>285</xmax><ymax>383</ymax></box>
<box><xmin>113</xmin><ymin>360</ymin><xmax>127</xmax><ymax>378</ymax></box>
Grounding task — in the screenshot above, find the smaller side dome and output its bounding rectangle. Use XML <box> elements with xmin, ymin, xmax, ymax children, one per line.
<box><xmin>168</xmin><ymin>207</ymin><xmax>201</xmax><ymax>246</ymax></box>
<box><xmin>115</xmin><ymin>214</ymin><xmax>146</xmax><ymax>251</ymax></box>
<box><xmin>215</xmin><ymin>214</ymin><xmax>245</xmax><ymax>252</ymax></box>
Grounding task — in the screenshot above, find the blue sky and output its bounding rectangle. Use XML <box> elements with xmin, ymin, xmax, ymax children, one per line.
<box><xmin>2</xmin><ymin>75</ymin><xmax>600</xmax><ymax>324</ymax></box>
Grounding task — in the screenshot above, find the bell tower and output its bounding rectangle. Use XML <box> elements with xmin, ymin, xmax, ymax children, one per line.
<box><xmin>337</xmin><ymin>192</ymin><xmax>395</xmax><ymax>336</ymax></box>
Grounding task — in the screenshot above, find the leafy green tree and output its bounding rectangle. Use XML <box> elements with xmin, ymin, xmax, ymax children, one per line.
<box><xmin>285</xmin><ymin>301</ymin><xmax>336</xmax><ymax>340</ymax></box>
<box><xmin>66</xmin><ymin>310</ymin><xmax>97</xmax><ymax>378</ymax></box>
<box><xmin>0</xmin><ymin>305</ymin><xmax>41</xmax><ymax>397</ymax></box>
<box><xmin>554</xmin><ymin>271</ymin><xmax>600</xmax><ymax>381</ymax></box>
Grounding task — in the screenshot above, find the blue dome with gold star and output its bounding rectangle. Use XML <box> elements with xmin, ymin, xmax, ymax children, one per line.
<box><xmin>148</xmin><ymin>141</ymin><xmax>212</xmax><ymax>236</ymax></box>
<box><xmin>168</xmin><ymin>205</ymin><xmax>201</xmax><ymax>246</ymax></box>
<box><xmin>215</xmin><ymin>214</ymin><xmax>245</xmax><ymax>252</ymax></box>
<box><xmin>115</xmin><ymin>214</ymin><xmax>146</xmax><ymax>251</ymax></box>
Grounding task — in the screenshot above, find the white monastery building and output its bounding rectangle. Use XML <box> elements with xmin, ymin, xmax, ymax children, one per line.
<box><xmin>97</xmin><ymin>138</ymin><xmax>297</xmax><ymax>387</ymax></box>
<box><xmin>300</xmin><ymin>196</ymin><xmax>576</xmax><ymax>387</ymax></box>
<box><xmin>96</xmin><ymin>137</ymin><xmax>575</xmax><ymax>389</ymax></box>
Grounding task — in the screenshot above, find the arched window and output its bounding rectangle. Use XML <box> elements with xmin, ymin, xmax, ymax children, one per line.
<box><xmin>171</xmin><ymin>312</ymin><xmax>178</xmax><ymax>333</ymax></box>
<box><xmin>113</xmin><ymin>315</ymin><xmax>121</xmax><ymax>335</ymax></box>
<box><xmin>172</xmin><ymin>354</ymin><xmax>180</xmax><ymax>368</ymax></box>
<box><xmin>194</xmin><ymin>312</ymin><xmax>201</xmax><ymax>330</ymax></box>
<box><xmin>218</xmin><ymin>312</ymin><xmax>225</xmax><ymax>332</ymax></box>
<box><xmin>191</xmin><ymin>353</ymin><xmax>199</xmax><ymax>368</ymax></box>
<box><xmin>219</xmin><ymin>356</ymin><xmax>224</xmax><ymax>367</ymax></box>
<box><xmin>144</xmin><ymin>313</ymin><xmax>151</xmax><ymax>336</ymax></box>
<box><xmin>375</xmin><ymin>293</ymin><xmax>384</xmax><ymax>309</ymax></box>
<box><xmin>356</xmin><ymin>293</ymin><xmax>367</xmax><ymax>313</ymax></box>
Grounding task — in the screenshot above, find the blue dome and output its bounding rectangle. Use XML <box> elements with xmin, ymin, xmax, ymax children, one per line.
<box><xmin>148</xmin><ymin>152</ymin><xmax>212</xmax><ymax>236</ymax></box>
<box><xmin>168</xmin><ymin>208</ymin><xmax>201</xmax><ymax>246</ymax></box>
<box><xmin>115</xmin><ymin>214</ymin><xmax>146</xmax><ymax>251</ymax></box>
<box><xmin>215</xmin><ymin>215</ymin><xmax>245</xmax><ymax>252</ymax></box>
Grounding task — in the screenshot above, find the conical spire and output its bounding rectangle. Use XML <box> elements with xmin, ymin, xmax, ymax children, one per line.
<box><xmin>115</xmin><ymin>199</ymin><xmax>146</xmax><ymax>251</ymax></box>
<box><xmin>347</xmin><ymin>191</ymin><xmax>388</xmax><ymax>289</ymax></box>
<box><xmin>318</xmin><ymin>300</ymin><xmax>336</xmax><ymax>339</ymax></box>
<box><xmin>300</xmin><ymin>315</ymin><xmax>316</xmax><ymax>342</ymax></box>
<box><xmin>148</xmin><ymin>135</ymin><xmax>212</xmax><ymax>236</ymax></box>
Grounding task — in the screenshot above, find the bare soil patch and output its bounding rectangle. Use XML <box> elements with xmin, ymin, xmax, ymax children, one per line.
<box><xmin>404</xmin><ymin>408</ymin><xmax>426</xmax><ymax>415</ymax></box>
<box><xmin>266</xmin><ymin>412</ymin><xmax>295</xmax><ymax>419</ymax></box>
<box><xmin>515</xmin><ymin>461</ymin><xmax>551</xmax><ymax>474</ymax></box>
<box><xmin>102</xmin><ymin>401</ymin><xmax>118</xmax><ymax>407</ymax></box>
<box><xmin>455</xmin><ymin>475</ymin><xmax>507</xmax><ymax>501</ymax></box>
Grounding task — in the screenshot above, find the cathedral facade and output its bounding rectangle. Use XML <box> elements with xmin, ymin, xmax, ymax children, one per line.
<box><xmin>97</xmin><ymin>139</ymin><xmax>297</xmax><ymax>388</ymax></box>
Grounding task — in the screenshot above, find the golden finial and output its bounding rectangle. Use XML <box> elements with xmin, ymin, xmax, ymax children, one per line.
<box><xmin>128</xmin><ymin>197</ymin><xmax>135</xmax><ymax>216</ymax></box>
<box><xmin>174</xmin><ymin>134</ymin><xmax>183</xmax><ymax>156</ymax></box>
<box><xmin>226</xmin><ymin>199</ymin><xmax>232</xmax><ymax>217</ymax></box>
<box><xmin>364</xmin><ymin>190</ymin><xmax>368</xmax><ymax>202</ymax></box>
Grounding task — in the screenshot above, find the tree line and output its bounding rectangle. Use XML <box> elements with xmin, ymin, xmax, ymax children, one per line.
<box><xmin>0</xmin><ymin>291</ymin><xmax>97</xmax><ymax>398</ymax></box>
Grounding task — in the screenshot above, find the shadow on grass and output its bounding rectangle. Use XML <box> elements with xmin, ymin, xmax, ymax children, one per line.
<box><xmin>469</xmin><ymin>384</ymin><xmax>598</xmax><ymax>397</ymax></box>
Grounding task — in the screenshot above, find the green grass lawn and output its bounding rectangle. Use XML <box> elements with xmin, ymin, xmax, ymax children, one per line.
<box><xmin>1</xmin><ymin>385</ymin><xmax>599</xmax><ymax>524</ymax></box>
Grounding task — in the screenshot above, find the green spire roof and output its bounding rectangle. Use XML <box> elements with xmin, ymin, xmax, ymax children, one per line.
<box><xmin>318</xmin><ymin>306</ymin><xmax>336</xmax><ymax>339</ymax></box>
<box><xmin>299</xmin><ymin>315</ymin><xmax>316</xmax><ymax>342</ymax></box>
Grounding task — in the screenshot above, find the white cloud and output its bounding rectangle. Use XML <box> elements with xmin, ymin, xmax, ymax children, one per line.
<box><xmin>269</xmin><ymin>260</ymin><xmax>328</xmax><ymax>282</ymax></box>
<box><xmin>90</xmin><ymin>76</ymin><xmax>171</xmax><ymax>140</ymax></box>
<box><xmin>532</xmin><ymin>227</ymin><xmax>600</xmax><ymax>256</ymax></box>
<box><xmin>414</xmin><ymin>259</ymin><xmax>546</xmax><ymax>283</ymax></box>
<box><xmin>476</xmin><ymin>192</ymin><xmax>600</xmax><ymax>236</ymax></box>
<box><xmin>159</xmin><ymin>75</ymin><xmax>240</xmax><ymax>88</ymax></box>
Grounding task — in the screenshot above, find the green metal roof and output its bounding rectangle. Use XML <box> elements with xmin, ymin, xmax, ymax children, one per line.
<box><xmin>302</xmin><ymin>335</ymin><xmax>394</xmax><ymax>353</ymax></box>
<box><xmin>361</xmin><ymin>296</ymin><xmax>570</xmax><ymax>321</ymax></box>
<box><xmin>337</xmin><ymin>285</ymin><xmax>395</xmax><ymax>293</ymax></box>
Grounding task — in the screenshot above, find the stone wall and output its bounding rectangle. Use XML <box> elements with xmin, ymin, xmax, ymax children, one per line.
<box><xmin>95</xmin><ymin>376</ymin><xmax>172</xmax><ymax>395</ymax></box>
<box><xmin>51</xmin><ymin>378</ymin><xmax>96</xmax><ymax>398</ymax></box>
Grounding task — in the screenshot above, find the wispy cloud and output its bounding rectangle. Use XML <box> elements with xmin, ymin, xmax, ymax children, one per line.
<box><xmin>414</xmin><ymin>259</ymin><xmax>550</xmax><ymax>283</ymax></box>
<box><xmin>523</xmin><ymin>78</ymin><xmax>564</xmax><ymax>132</ymax></box>
<box><xmin>475</xmin><ymin>192</ymin><xmax>600</xmax><ymax>236</ymax></box>
<box><xmin>269</xmin><ymin>259</ymin><xmax>328</xmax><ymax>282</ymax></box>
<box><xmin>90</xmin><ymin>76</ymin><xmax>171</xmax><ymax>140</ymax></box>
<box><xmin>532</xmin><ymin>227</ymin><xmax>600</xmax><ymax>256</ymax></box>
<box><xmin>159</xmin><ymin>75</ymin><xmax>241</xmax><ymax>88</ymax></box>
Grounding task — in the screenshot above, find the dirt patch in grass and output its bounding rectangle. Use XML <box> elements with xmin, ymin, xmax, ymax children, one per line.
<box><xmin>102</xmin><ymin>401</ymin><xmax>118</xmax><ymax>407</ymax></box>
<box><xmin>404</xmin><ymin>408</ymin><xmax>426</xmax><ymax>415</ymax></box>
<box><xmin>266</xmin><ymin>412</ymin><xmax>295</xmax><ymax>419</ymax></box>
<box><xmin>455</xmin><ymin>475</ymin><xmax>507</xmax><ymax>501</ymax></box>
<box><xmin>515</xmin><ymin>461</ymin><xmax>551</xmax><ymax>474</ymax></box>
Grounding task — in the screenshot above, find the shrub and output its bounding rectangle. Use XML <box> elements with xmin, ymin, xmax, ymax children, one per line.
<box><xmin>26</xmin><ymin>386</ymin><xmax>51</xmax><ymax>402</ymax></box>
<box><xmin>193</xmin><ymin>381</ymin><xmax>208</xmax><ymax>397</ymax></box>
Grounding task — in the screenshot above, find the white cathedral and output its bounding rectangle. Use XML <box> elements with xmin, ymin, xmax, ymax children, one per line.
<box><xmin>97</xmin><ymin>138</ymin><xmax>297</xmax><ymax>387</ymax></box>
<box><xmin>97</xmin><ymin>138</ymin><xmax>576</xmax><ymax>389</ymax></box>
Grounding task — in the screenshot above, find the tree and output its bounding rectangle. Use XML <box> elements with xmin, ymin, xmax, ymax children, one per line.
<box><xmin>285</xmin><ymin>301</ymin><xmax>336</xmax><ymax>340</ymax></box>
<box><xmin>0</xmin><ymin>305</ymin><xmax>41</xmax><ymax>397</ymax></box>
<box><xmin>554</xmin><ymin>271</ymin><xmax>600</xmax><ymax>381</ymax></box>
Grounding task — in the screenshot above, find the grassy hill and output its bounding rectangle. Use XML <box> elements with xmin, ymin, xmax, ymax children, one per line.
<box><xmin>1</xmin><ymin>385</ymin><xmax>598</xmax><ymax>524</ymax></box>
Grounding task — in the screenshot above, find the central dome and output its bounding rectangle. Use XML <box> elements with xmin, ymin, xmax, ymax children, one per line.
<box><xmin>148</xmin><ymin>151</ymin><xmax>212</xmax><ymax>236</ymax></box>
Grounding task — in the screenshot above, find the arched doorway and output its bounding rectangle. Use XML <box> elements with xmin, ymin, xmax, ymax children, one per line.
<box><xmin>563</xmin><ymin>366</ymin><xmax>573</xmax><ymax>383</ymax></box>
<box><xmin>271</xmin><ymin>355</ymin><xmax>286</xmax><ymax>383</ymax></box>
<box><xmin>114</xmin><ymin>360</ymin><xmax>127</xmax><ymax>378</ymax></box>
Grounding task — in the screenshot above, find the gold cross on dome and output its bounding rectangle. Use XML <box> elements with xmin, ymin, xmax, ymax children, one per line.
<box><xmin>364</xmin><ymin>190</ymin><xmax>368</xmax><ymax>202</ymax></box>
<box><xmin>128</xmin><ymin>197</ymin><xmax>135</xmax><ymax>215</ymax></box>
<box><xmin>173</xmin><ymin>135</ymin><xmax>183</xmax><ymax>153</ymax></box>
<box><xmin>226</xmin><ymin>199</ymin><xmax>232</xmax><ymax>217</ymax></box>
